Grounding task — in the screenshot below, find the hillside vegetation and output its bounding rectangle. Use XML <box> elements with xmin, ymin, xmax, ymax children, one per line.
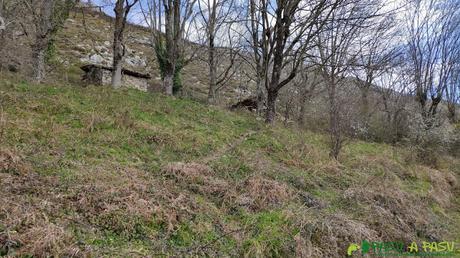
<box><xmin>1</xmin><ymin>74</ymin><xmax>459</xmax><ymax>257</ymax></box>
<box><xmin>49</xmin><ymin>10</ymin><xmax>245</xmax><ymax>103</ymax></box>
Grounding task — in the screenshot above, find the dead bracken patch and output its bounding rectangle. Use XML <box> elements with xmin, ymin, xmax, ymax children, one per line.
<box><xmin>0</xmin><ymin>166</ymin><xmax>200</xmax><ymax>256</ymax></box>
<box><xmin>308</xmin><ymin>213</ymin><xmax>379</xmax><ymax>257</ymax></box>
<box><xmin>162</xmin><ymin>162</ymin><xmax>213</xmax><ymax>181</ymax></box>
<box><xmin>67</xmin><ymin>167</ymin><xmax>210</xmax><ymax>238</ymax></box>
<box><xmin>237</xmin><ymin>176</ymin><xmax>292</xmax><ymax>211</ymax></box>
<box><xmin>161</xmin><ymin>162</ymin><xmax>229</xmax><ymax>198</ymax></box>
<box><xmin>0</xmin><ymin>148</ymin><xmax>28</xmax><ymax>174</ymax></box>
<box><xmin>316</xmin><ymin>160</ymin><xmax>344</xmax><ymax>175</ymax></box>
<box><xmin>0</xmin><ymin>171</ymin><xmax>75</xmax><ymax>257</ymax></box>
<box><xmin>342</xmin><ymin>181</ymin><xmax>444</xmax><ymax>243</ymax></box>
<box><xmin>14</xmin><ymin>222</ymin><xmax>75</xmax><ymax>257</ymax></box>
<box><xmin>427</xmin><ymin>168</ymin><xmax>457</xmax><ymax>208</ymax></box>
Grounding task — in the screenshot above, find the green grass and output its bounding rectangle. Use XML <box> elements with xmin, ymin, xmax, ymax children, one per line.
<box><xmin>242</xmin><ymin>211</ymin><xmax>296</xmax><ymax>257</ymax></box>
<box><xmin>1</xmin><ymin>78</ymin><xmax>459</xmax><ymax>257</ymax></box>
<box><xmin>1</xmin><ymin>81</ymin><xmax>255</xmax><ymax>172</ymax></box>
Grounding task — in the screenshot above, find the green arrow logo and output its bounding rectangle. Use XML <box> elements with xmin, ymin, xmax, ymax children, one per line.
<box><xmin>347</xmin><ymin>243</ymin><xmax>361</xmax><ymax>256</ymax></box>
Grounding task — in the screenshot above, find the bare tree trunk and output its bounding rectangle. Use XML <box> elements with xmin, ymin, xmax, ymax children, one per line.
<box><xmin>203</xmin><ymin>0</ymin><xmax>219</xmax><ymax>103</ymax></box>
<box><xmin>447</xmin><ymin>103</ymin><xmax>456</xmax><ymax>123</ymax></box>
<box><xmin>145</xmin><ymin>0</ymin><xmax>196</xmax><ymax>96</ymax></box>
<box><xmin>298</xmin><ymin>85</ymin><xmax>310</xmax><ymax>128</ymax></box>
<box><xmin>207</xmin><ymin>34</ymin><xmax>217</xmax><ymax>103</ymax></box>
<box><xmin>163</xmin><ymin>70</ymin><xmax>174</xmax><ymax>96</ymax></box>
<box><xmin>32</xmin><ymin>0</ymin><xmax>54</xmax><ymax>82</ymax></box>
<box><xmin>298</xmin><ymin>103</ymin><xmax>306</xmax><ymax>128</ymax></box>
<box><xmin>265</xmin><ymin>90</ymin><xmax>278</xmax><ymax>124</ymax></box>
<box><xmin>111</xmin><ymin>0</ymin><xmax>138</xmax><ymax>88</ymax></box>
<box><xmin>428</xmin><ymin>96</ymin><xmax>442</xmax><ymax>118</ymax></box>
<box><xmin>415</xmin><ymin>88</ymin><xmax>428</xmax><ymax>118</ymax></box>
<box><xmin>297</xmin><ymin>70</ymin><xmax>317</xmax><ymax>128</ymax></box>
<box><xmin>111</xmin><ymin>0</ymin><xmax>126</xmax><ymax>88</ymax></box>
<box><xmin>256</xmin><ymin>76</ymin><xmax>265</xmax><ymax>114</ymax></box>
<box><xmin>360</xmin><ymin>87</ymin><xmax>370</xmax><ymax>126</ymax></box>
<box><xmin>328</xmin><ymin>79</ymin><xmax>341</xmax><ymax>159</ymax></box>
<box><xmin>382</xmin><ymin>94</ymin><xmax>391</xmax><ymax>125</ymax></box>
<box><xmin>248</xmin><ymin>0</ymin><xmax>267</xmax><ymax>116</ymax></box>
<box><xmin>283</xmin><ymin>98</ymin><xmax>292</xmax><ymax>126</ymax></box>
<box><xmin>111</xmin><ymin>59</ymin><xmax>123</xmax><ymax>88</ymax></box>
<box><xmin>163</xmin><ymin>61</ymin><xmax>175</xmax><ymax>95</ymax></box>
<box><xmin>249</xmin><ymin>0</ymin><xmax>330</xmax><ymax>125</ymax></box>
<box><xmin>263</xmin><ymin>17</ymin><xmax>286</xmax><ymax>123</ymax></box>
<box><xmin>32</xmin><ymin>45</ymin><xmax>47</xmax><ymax>82</ymax></box>
<box><xmin>162</xmin><ymin>0</ymin><xmax>178</xmax><ymax>96</ymax></box>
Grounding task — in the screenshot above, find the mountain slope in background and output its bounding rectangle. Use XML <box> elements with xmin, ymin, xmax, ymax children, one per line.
<box><xmin>51</xmin><ymin>9</ymin><xmax>249</xmax><ymax>103</ymax></box>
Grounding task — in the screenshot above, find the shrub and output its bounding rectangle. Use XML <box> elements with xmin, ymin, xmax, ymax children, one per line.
<box><xmin>406</xmin><ymin>114</ymin><xmax>455</xmax><ymax>168</ymax></box>
<box><xmin>451</xmin><ymin>124</ymin><xmax>460</xmax><ymax>157</ymax></box>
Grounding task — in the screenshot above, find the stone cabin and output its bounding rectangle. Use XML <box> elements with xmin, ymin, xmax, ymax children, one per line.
<box><xmin>81</xmin><ymin>64</ymin><xmax>151</xmax><ymax>91</ymax></box>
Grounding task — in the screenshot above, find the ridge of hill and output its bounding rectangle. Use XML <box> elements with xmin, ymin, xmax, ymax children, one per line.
<box><xmin>0</xmin><ymin>74</ymin><xmax>459</xmax><ymax>257</ymax></box>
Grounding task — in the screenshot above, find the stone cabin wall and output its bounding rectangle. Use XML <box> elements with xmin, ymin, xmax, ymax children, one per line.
<box><xmin>97</xmin><ymin>69</ymin><xmax>149</xmax><ymax>92</ymax></box>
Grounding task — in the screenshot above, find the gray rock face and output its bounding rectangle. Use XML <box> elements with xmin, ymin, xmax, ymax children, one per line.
<box><xmin>126</xmin><ymin>55</ymin><xmax>147</xmax><ymax>67</ymax></box>
<box><xmin>0</xmin><ymin>16</ymin><xmax>6</xmax><ymax>30</ymax></box>
<box><xmin>13</xmin><ymin>30</ymin><xmax>24</xmax><ymax>38</ymax></box>
<box><xmin>95</xmin><ymin>45</ymin><xmax>108</xmax><ymax>53</ymax></box>
<box><xmin>88</xmin><ymin>53</ymin><xmax>105</xmax><ymax>64</ymax></box>
<box><xmin>77</xmin><ymin>41</ymin><xmax>149</xmax><ymax>70</ymax></box>
<box><xmin>234</xmin><ymin>87</ymin><xmax>253</xmax><ymax>97</ymax></box>
<box><xmin>80</xmin><ymin>53</ymin><xmax>110</xmax><ymax>66</ymax></box>
<box><xmin>131</xmin><ymin>36</ymin><xmax>151</xmax><ymax>46</ymax></box>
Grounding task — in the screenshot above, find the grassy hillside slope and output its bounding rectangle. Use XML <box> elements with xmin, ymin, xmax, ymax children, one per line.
<box><xmin>0</xmin><ymin>75</ymin><xmax>459</xmax><ymax>257</ymax></box>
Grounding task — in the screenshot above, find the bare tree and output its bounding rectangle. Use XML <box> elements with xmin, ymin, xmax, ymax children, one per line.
<box><xmin>351</xmin><ymin>14</ymin><xmax>399</xmax><ymax>128</ymax></box>
<box><xmin>197</xmin><ymin>0</ymin><xmax>240</xmax><ymax>103</ymax></box>
<box><xmin>313</xmin><ymin>0</ymin><xmax>381</xmax><ymax>159</ymax></box>
<box><xmin>245</xmin><ymin>0</ymin><xmax>267</xmax><ymax>114</ymax></box>
<box><xmin>377</xmin><ymin>64</ymin><xmax>411</xmax><ymax>142</ymax></box>
<box><xmin>446</xmin><ymin>63</ymin><xmax>460</xmax><ymax>122</ymax></box>
<box><xmin>142</xmin><ymin>0</ymin><xmax>197</xmax><ymax>95</ymax></box>
<box><xmin>441</xmin><ymin>1</ymin><xmax>460</xmax><ymax>123</ymax></box>
<box><xmin>405</xmin><ymin>0</ymin><xmax>460</xmax><ymax>123</ymax></box>
<box><xmin>278</xmin><ymin>66</ymin><xmax>321</xmax><ymax>127</ymax></box>
<box><xmin>248</xmin><ymin>0</ymin><xmax>342</xmax><ymax>124</ymax></box>
<box><xmin>29</xmin><ymin>0</ymin><xmax>54</xmax><ymax>82</ymax></box>
<box><xmin>297</xmin><ymin>68</ymin><xmax>321</xmax><ymax>128</ymax></box>
<box><xmin>111</xmin><ymin>0</ymin><xmax>139</xmax><ymax>88</ymax></box>
<box><xmin>280</xmin><ymin>85</ymin><xmax>296</xmax><ymax>126</ymax></box>
<box><xmin>21</xmin><ymin>0</ymin><xmax>76</xmax><ymax>82</ymax></box>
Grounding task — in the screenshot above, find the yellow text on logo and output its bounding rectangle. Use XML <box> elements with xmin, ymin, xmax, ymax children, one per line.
<box><xmin>420</xmin><ymin>242</ymin><xmax>455</xmax><ymax>252</ymax></box>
